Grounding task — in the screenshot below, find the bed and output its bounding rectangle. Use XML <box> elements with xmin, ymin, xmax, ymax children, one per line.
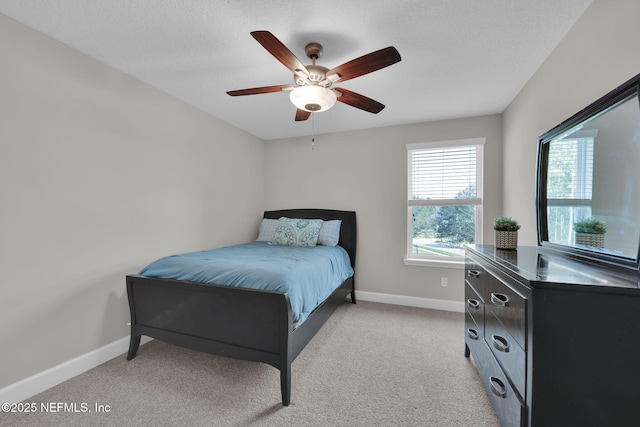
<box><xmin>125</xmin><ymin>208</ymin><xmax>356</xmax><ymax>406</ymax></box>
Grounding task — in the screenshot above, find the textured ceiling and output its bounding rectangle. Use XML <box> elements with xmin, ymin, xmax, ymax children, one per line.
<box><xmin>0</xmin><ymin>0</ymin><xmax>593</xmax><ymax>140</ymax></box>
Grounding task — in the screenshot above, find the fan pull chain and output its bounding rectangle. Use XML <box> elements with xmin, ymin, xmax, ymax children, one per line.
<box><xmin>311</xmin><ymin>113</ymin><xmax>315</xmax><ymax>150</ymax></box>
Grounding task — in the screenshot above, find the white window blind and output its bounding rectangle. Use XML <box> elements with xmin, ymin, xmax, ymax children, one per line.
<box><xmin>407</xmin><ymin>139</ymin><xmax>483</xmax><ymax>207</ymax></box>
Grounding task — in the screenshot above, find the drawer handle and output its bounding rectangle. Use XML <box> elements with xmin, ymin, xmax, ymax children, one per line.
<box><xmin>491</xmin><ymin>335</ymin><xmax>510</xmax><ymax>352</ymax></box>
<box><xmin>467</xmin><ymin>270</ymin><xmax>480</xmax><ymax>278</ymax></box>
<box><xmin>466</xmin><ymin>299</ymin><xmax>480</xmax><ymax>310</ymax></box>
<box><xmin>489</xmin><ymin>376</ymin><xmax>507</xmax><ymax>398</ymax></box>
<box><xmin>467</xmin><ymin>328</ymin><xmax>479</xmax><ymax>340</ymax></box>
<box><xmin>491</xmin><ymin>292</ymin><xmax>510</xmax><ymax>307</ymax></box>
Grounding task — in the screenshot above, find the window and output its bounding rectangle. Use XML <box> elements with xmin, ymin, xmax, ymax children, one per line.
<box><xmin>406</xmin><ymin>138</ymin><xmax>484</xmax><ymax>265</ymax></box>
<box><xmin>546</xmin><ymin>134</ymin><xmax>595</xmax><ymax>245</ymax></box>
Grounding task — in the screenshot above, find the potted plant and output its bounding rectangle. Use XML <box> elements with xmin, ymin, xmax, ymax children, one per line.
<box><xmin>493</xmin><ymin>216</ymin><xmax>521</xmax><ymax>250</ymax></box>
<box><xmin>573</xmin><ymin>217</ymin><xmax>607</xmax><ymax>248</ymax></box>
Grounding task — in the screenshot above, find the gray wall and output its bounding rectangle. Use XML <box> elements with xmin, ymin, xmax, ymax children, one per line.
<box><xmin>0</xmin><ymin>14</ymin><xmax>265</xmax><ymax>388</ymax></box>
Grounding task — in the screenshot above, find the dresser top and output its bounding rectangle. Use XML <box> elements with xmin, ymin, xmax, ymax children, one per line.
<box><xmin>466</xmin><ymin>244</ymin><xmax>640</xmax><ymax>291</ymax></box>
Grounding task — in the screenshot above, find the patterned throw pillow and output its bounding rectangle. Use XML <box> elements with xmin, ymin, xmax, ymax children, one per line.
<box><xmin>271</xmin><ymin>217</ymin><xmax>323</xmax><ymax>247</ymax></box>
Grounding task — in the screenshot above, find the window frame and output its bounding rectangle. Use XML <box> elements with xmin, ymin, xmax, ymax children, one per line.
<box><xmin>405</xmin><ymin>138</ymin><xmax>485</xmax><ymax>268</ymax></box>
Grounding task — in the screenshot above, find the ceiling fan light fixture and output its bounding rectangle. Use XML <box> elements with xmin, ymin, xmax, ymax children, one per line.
<box><xmin>289</xmin><ymin>85</ymin><xmax>337</xmax><ymax>112</ymax></box>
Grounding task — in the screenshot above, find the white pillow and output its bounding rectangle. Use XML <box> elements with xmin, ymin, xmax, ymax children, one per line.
<box><xmin>318</xmin><ymin>220</ymin><xmax>342</xmax><ymax>246</ymax></box>
<box><xmin>256</xmin><ymin>218</ymin><xmax>279</xmax><ymax>241</ymax></box>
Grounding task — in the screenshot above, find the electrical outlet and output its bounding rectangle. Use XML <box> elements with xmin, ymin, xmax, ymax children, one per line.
<box><xmin>441</xmin><ymin>277</ymin><xmax>448</xmax><ymax>287</ymax></box>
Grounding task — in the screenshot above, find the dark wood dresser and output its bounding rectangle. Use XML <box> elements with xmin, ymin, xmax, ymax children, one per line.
<box><xmin>464</xmin><ymin>244</ymin><xmax>640</xmax><ymax>427</ymax></box>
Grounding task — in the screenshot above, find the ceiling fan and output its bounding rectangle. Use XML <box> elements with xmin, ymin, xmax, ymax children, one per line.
<box><xmin>226</xmin><ymin>31</ymin><xmax>402</xmax><ymax>121</ymax></box>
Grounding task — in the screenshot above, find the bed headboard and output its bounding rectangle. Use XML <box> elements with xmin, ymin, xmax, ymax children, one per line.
<box><xmin>263</xmin><ymin>209</ymin><xmax>357</xmax><ymax>269</ymax></box>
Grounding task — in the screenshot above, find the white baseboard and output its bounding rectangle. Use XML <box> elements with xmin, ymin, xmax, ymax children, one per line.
<box><xmin>1</xmin><ymin>292</ymin><xmax>460</xmax><ymax>404</ymax></box>
<box><xmin>355</xmin><ymin>290</ymin><xmax>464</xmax><ymax>313</ymax></box>
<box><xmin>0</xmin><ymin>336</ymin><xmax>152</xmax><ymax>404</ymax></box>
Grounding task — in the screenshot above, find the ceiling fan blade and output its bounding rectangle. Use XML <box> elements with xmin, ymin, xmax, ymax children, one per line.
<box><xmin>251</xmin><ymin>31</ymin><xmax>309</xmax><ymax>76</ymax></box>
<box><xmin>295</xmin><ymin>109</ymin><xmax>311</xmax><ymax>121</ymax></box>
<box><xmin>226</xmin><ymin>84</ymin><xmax>293</xmax><ymax>96</ymax></box>
<box><xmin>327</xmin><ymin>46</ymin><xmax>401</xmax><ymax>82</ymax></box>
<box><xmin>334</xmin><ymin>88</ymin><xmax>385</xmax><ymax>113</ymax></box>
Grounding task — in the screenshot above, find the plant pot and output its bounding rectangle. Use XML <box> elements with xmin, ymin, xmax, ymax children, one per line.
<box><xmin>495</xmin><ymin>230</ymin><xmax>518</xmax><ymax>250</ymax></box>
<box><xmin>575</xmin><ymin>232</ymin><xmax>605</xmax><ymax>248</ymax></box>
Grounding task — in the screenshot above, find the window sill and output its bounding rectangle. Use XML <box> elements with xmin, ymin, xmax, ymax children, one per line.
<box><xmin>404</xmin><ymin>257</ymin><xmax>464</xmax><ymax>269</ymax></box>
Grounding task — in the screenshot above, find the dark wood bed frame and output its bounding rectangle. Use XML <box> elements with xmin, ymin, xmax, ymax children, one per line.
<box><xmin>126</xmin><ymin>209</ymin><xmax>356</xmax><ymax>406</ymax></box>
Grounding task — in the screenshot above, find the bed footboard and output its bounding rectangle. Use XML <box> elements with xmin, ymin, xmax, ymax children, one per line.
<box><xmin>126</xmin><ymin>275</ymin><xmax>294</xmax><ymax>404</ymax></box>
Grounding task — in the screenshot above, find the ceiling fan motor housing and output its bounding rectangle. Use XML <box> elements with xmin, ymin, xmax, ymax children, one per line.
<box><xmin>293</xmin><ymin>42</ymin><xmax>332</xmax><ymax>88</ymax></box>
<box><xmin>295</xmin><ymin>64</ymin><xmax>331</xmax><ymax>87</ymax></box>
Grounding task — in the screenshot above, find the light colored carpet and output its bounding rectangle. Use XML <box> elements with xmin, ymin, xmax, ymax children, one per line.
<box><xmin>2</xmin><ymin>301</ymin><xmax>499</xmax><ymax>427</ymax></box>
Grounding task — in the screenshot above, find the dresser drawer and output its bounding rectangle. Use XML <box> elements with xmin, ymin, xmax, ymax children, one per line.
<box><xmin>465</xmin><ymin>310</ymin><xmax>483</xmax><ymax>356</ymax></box>
<box><xmin>485</xmin><ymin>311</ymin><xmax>526</xmax><ymax>399</ymax></box>
<box><xmin>465</xmin><ymin>280</ymin><xmax>484</xmax><ymax>331</ymax></box>
<box><xmin>478</xmin><ymin>341</ymin><xmax>526</xmax><ymax>427</ymax></box>
<box><xmin>465</xmin><ymin>258</ymin><xmax>486</xmax><ymax>296</ymax></box>
<box><xmin>484</xmin><ymin>271</ymin><xmax>527</xmax><ymax>349</ymax></box>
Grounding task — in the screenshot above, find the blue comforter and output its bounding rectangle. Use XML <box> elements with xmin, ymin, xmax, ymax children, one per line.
<box><xmin>139</xmin><ymin>242</ymin><xmax>354</xmax><ymax>325</ymax></box>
